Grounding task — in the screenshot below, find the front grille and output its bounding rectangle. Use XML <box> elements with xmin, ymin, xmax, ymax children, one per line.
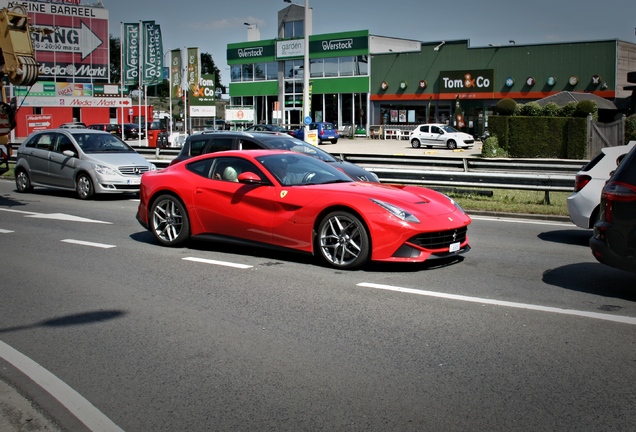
<box><xmin>408</xmin><ymin>226</ymin><xmax>468</xmax><ymax>250</ymax></box>
<box><xmin>119</xmin><ymin>165</ymin><xmax>150</xmax><ymax>176</ymax></box>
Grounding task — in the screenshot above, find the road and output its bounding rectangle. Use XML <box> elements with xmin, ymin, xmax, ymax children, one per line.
<box><xmin>1</xmin><ymin>179</ymin><xmax>635</xmax><ymax>431</ymax></box>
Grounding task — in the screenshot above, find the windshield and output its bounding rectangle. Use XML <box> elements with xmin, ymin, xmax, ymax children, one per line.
<box><xmin>259</xmin><ymin>136</ymin><xmax>336</xmax><ymax>162</ymax></box>
<box><xmin>257</xmin><ymin>153</ymin><xmax>353</xmax><ymax>186</ymax></box>
<box><xmin>72</xmin><ymin>132</ymin><xmax>135</xmax><ymax>153</ymax></box>
<box><xmin>441</xmin><ymin>125</ymin><xmax>460</xmax><ymax>133</ymax></box>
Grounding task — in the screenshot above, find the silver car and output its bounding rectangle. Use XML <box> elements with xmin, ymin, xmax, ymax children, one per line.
<box><xmin>15</xmin><ymin>129</ymin><xmax>156</xmax><ymax>199</ymax></box>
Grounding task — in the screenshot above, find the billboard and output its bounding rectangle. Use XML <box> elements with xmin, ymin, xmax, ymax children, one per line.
<box><xmin>1</xmin><ymin>0</ymin><xmax>110</xmax><ymax>80</ymax></box>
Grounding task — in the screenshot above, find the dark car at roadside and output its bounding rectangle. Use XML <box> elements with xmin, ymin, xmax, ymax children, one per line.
<box><xmin>589</xmin><ymin>143</ymin><xmax>636</xmax><ymax>274</ymax></box>
<box><xmin>123</xmin><ymin>123</ymin><xmax>144</xmax><ymax>140</ymax></box>
<box><xmin>244</xmin><ymin>124</ymin><xmax>294</xmax><ymax>135</ymax></box>
<box><xmin>88</xmin><ymin>123</ymin><xmax>121</xmax><ymax>135</ymax></box>
<box><xmin>169</xmin><ymin>130</ymin><xmax>378</xmax><ymax>182</ymax></box>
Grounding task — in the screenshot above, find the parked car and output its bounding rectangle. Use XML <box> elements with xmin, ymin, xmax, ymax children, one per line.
<box><xmin>59</xmin><ymin>122</ymin><xmax>87</xmax><ymax>129</ymax></box>
<box><xmin>589</xmin><ymin>144</ymin><xmax>636</xmax><ymax>274</ymax></box>
<box><xmin>136</xmin><ymin>150</ymin><xmax>471</xmax><ymax>269</ymax></box>
<box><xmin>244</xmin><ymin>124</ymin><xmax>293</xmax><ymax>135</ymax></box>
<box><xmin>14</xmin><ymin>129</ymin><xmax>156</xmax><ymax>199</ymax></box>
<box><xmin>567</xmin><ymin>142</ymin><xmax>635</xmax><ymax>229</ymax></box>
<box><xmin>409</xmin><ymin>124</ymin><xmax>475</xmax><ymax>150</ymax></box>
<box><xmin>293</xmin><ymin>122</ymin><xmax>339</xmax><ymax>144</ymax></box>
<box><xmin>123</xmin><ymin>123</ymin><xmax>144</xmax><ymax>140</ymax></box>
<box><xmin>87</xmin><ymin>123</ymin><xmax>121</xmax><ymax>135</ymax></box>
<box><xmin>169</xmin><ymin>130</ymin><xmax>378</xmax><ymax>182</ymax></box>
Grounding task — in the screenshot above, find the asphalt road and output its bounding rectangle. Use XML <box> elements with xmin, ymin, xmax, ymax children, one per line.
<box><xmin>1</xmin><ymin>179</ymin><xmax>635</xmax><ymax>431</ymax></box>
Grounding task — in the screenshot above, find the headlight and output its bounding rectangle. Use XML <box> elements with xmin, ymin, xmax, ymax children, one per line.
<box><xmin>149</xmin><ymin>163</ymin><xmax>157</xmax><ymax>171</ymax></box>
<box><xmin>94</xmin><ymin>164</ymin><xmax>119</xmax><ymax>176</ymax></box>
<box><xmin>371</xmin><ymin>199</ymin><xmax>420</xmax><ymax>223</ymax></box>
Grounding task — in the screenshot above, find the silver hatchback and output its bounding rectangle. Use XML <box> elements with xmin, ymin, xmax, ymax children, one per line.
<box><xmin>15</xmin><ymin>129</ymin><xmax>156</xmax><ymax>199</ymax></box>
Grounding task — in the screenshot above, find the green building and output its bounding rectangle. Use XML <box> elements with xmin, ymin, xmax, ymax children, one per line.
<box><xmin>227</xmin><ymin>4</ymin><xmax>635</xmax><ymax>136</ymax></box>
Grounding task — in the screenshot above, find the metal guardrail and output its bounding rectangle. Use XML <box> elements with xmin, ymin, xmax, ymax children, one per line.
<box><xmin>3</xmin><ymin>144</ymin><xmax>582</xmax><ymax>201</ymax></box>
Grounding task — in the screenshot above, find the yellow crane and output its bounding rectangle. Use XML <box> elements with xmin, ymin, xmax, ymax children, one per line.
<box><xmin>0</xmin><ymin>5</ymin><xmax>38</xmax><ymax>173</ymax></box>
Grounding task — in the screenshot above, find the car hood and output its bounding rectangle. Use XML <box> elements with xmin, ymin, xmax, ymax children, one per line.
<box><xmin>290</xmin><ymin>181</ymin><xmax>468</xmax><ymax>219</ymax></box>
<box><xmin>81</xmin><ymin>152</ymin><xmax>152</xmax><ymax>167</ymax></box>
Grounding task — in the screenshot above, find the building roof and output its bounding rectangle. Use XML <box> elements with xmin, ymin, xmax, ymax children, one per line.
<box><xmin>535</xmin><ymin>91</ymin><xmax>617</xmax><ymax>110</ymax></box>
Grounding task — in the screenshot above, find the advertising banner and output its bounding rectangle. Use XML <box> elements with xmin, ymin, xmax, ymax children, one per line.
<box><xmin>186</xmin><ymin>47</ymin><xmax>200</xmax><ymax>95</ymax></box>
<box><xmin>143</xmin><ymin>21</ymin><xmax>163</xmax><ymax>86</ymax></box>
<box><xmin>122</xmin><ymin>22</ymin><xmax>140</xmax><ymax>87</ymax></box>
<box><xmin>189</xmin><ymin>73</ymin><xmax>216</xmax><ymax>108</ymax></box>
<box><xmin>1</xmin><ymin>0</ymin><xmax>110</xmax><ymax>80</ymax></box>
<box><xmin>170</xmin><ymin>49</ymin><xmax>183</xmax><ymax>98</ymax></box>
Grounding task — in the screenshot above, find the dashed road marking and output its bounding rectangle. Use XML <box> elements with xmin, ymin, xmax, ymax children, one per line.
<box><xmin>61</xmin><ymin>239</ymin><xmax>116</xmax><ymax>249</ymax></box>
<box><xmin>358</xmin><ymin>282</ymin><xmax>636</xmax><ymax>325</ymax></box>
<box><xmin>183</xmin><ymin>256</ymin><xmax>253</xmax><ymax>269</ymax></box>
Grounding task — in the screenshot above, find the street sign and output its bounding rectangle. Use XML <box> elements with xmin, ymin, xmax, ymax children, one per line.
<box><xmin>304</xmin><ymin>116</ymin><xmax>312</xmax><ymax>125</ymax></box>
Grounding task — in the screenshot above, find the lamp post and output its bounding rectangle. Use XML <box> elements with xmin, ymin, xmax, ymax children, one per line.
<box><xmin>284</xmin><ymin>0</ymin><xmax>311</xmax><ymax>144</ymax></box>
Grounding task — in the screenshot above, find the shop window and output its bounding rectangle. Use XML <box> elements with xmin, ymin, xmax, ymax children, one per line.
<box><xmin>310</xmin><ymin>58</ymin><xmax>323</xmax><ymax>78</ymax></box>
<box><xmin>266</xmin><ymin>62</ymin><xmax>278</xmax><ymax>80</ymax></box>
<box><xmin>242</xmin><ymin>64</ymin><xmax>253</xmax><ymax>81</ymax></box>
<box><xmin>355</xmin><ymin>56</ymin><xmax>368</xmax><ymax>76</ymax></box>
<box><xmin>339</xmin><ymin>57</ymin><xmax>354</xmax><ymax>76</ymax></box>
<box><xmin>231</xmin><ymin>65</ymin><xmax>241</xmax><ymax>82</ymax></box>
<box><xmin>323</xmin><ymin>58</ymin><xmax>338</xmax><ymax>77</ymax></box>
<box><xmin>254</xmin><ymin>63</ymin><xmax>266</xmax><ymax>81</ymax></box>
<box><xmin>283</xmin><ymin>20</ymin><xmax>304</xmax><ymax>38</ymax></box>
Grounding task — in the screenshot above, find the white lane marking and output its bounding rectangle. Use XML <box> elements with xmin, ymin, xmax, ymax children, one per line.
<box><xmin>0</xmin><ymin>229</ymin><xmax>14</xmax><ymax>233</ymax></box>
<box><xmin>183</xmin><ymin>256</ymin><xmax>253</xmax><ymax>269</ymax></box>
<box><xmin>358</xmin><ymin>282</ymin><xmax>636</xmax><ymax>326</ymax></box>
<box><xmin>61</xmin><ymin>239</ymin><xmax>116</xmax><ymax>249</ymax></box>
<box><xmin>470</xmin><ymin>215</ymin><xmax>573</xmax><ymax>227</ymax></box>
<box><xmin>0</xmin><ymin>340</ymin><xmax>124</xmax><ymax>432</ymax></box>
<box><xmin>0</xmin><ymin>208</ymin><xmax>111</xmax><ymax>224</ymax></box>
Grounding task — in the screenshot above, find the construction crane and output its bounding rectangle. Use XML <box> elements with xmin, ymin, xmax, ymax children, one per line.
<box><xmin>0</xmin><ymin>5</ymin><xmax>38</xmax><ymax>173</ymax></box>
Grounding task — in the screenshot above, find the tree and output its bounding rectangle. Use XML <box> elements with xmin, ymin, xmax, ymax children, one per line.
<box><xmin>110</xmin><ymin>35</ymin><xmax>121</xmax><ymax>84</ymax></box>
<box><xmin>200</xmin><ymin>52</ymin><xmax>225</xmax><ymax>94</ymax></box>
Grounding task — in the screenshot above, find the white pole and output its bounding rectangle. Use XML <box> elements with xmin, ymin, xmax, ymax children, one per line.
<box><xmin>302</xmin><ymin>0</ymin><xmax>310</xmax><ymax>144</ymax></box>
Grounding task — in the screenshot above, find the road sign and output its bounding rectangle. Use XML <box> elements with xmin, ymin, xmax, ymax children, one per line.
<box><xmin>304</xmin><ymin>116</ymin><xmax>312</xmax><ymax>125</ymax></box>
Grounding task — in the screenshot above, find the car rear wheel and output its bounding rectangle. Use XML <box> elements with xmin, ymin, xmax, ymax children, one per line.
<box><xmin>150</xmin><ymin>195</ymin><xmax>190</xmax><ymax>246</ymax></box>
<box><xmin>317</xmin><ymin>211</ymin><xmax>370</xmax><ymax>269</ymax></box>
<box><xmin>15</xmin><ymin>169</ymin><xmax>33</xmax><ymax>193</ymax></box>
<box><xmin>446</xmin><ymin>140</ymin><xmax>457</xmax><ymax>150</ymax></box>
<box><xmin>76</xmin><ymin>173</ymin><xmax>94</xmax><ymax>200</ymax></box>
<box><xmin>411</xmin><ymin>139</ymin><xmax>421</xmax><ymax>148</ymax></box>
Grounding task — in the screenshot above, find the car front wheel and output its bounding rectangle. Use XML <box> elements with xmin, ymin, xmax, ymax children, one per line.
<box><xmin>411</xmin><ymin>139</ymin><xmax>421</xmax><ymax>148</ymax></box>
<box><xmin>446</xmin><ymin>140</ymin><xmax>457</xmax><ymax>150</ymax></box>
<box><xmin>15</xmin><ymin>169</ymin><xmax>33</xmax><ymax>193</ymax></box>
<box><xmin>76</xmin><ymin>173</ymin><xmax>94</xmax><ymax>199</ymax></box>
<box><xmin>150</xmin><ymin>195</ymin><xmax>190</xmax><ymax>246</ymax></box>
<box><xmin>317</xmin><ymin>211</ymin><xmax>370</xmax><ymax>269</ymax></box>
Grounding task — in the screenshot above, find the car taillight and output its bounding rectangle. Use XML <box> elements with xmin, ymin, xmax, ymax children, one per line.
<box><xmin>573</xmin><ymin>174</ymin><xmax>591</xmax><ymax>192</ymax></box>
<box><xmin>602</xmin><ymin>181</ymin><xmax>636</xmax><ymax>223</ymax></box>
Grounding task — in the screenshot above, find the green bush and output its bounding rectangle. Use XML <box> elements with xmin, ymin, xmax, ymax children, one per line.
<box><xmin>542</xmin><ymin>102</ymin><xmax>560</xmax><ymax>117</ymax></box>
<box><xmin>519</xmin><ymin>101</ymin><xmax>542</xmax><ymax>116</ymax></box>
<box><xmin>573</xmin><ymin>100</ymin><xmax>598</xmax><ymax>119</ymax></box>
<box><xmin>625</xmin><ymin>114</ymin><xmax>636</xmax><ymax>143</ymax></box>
<box><xmin>559</xmin><ymin>101</ymin><xmax>577</xmax><ymax>117</ymax></box>
<box><xmin>495</xmin><ymin>98</ymin><xmax>517</xmax><ymax>116</ymax></box>
<box><xmin>481</xmin><ymin>136</ymin><xmax>509</xmax><ymax>158</ymax></box>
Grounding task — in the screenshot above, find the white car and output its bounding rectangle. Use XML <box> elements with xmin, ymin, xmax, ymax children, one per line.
<box><xmin>408</xmin><ymin>124</ymin><xmax>475</xmax><ymax>150</ymax></box>
<box><xmin>567</xmin><ymin>142</ymin><xmax>635</xmax><ymax>229</ymax></box>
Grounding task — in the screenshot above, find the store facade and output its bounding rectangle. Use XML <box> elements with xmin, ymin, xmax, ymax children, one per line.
<box><xmin>227</xmin><ymin>4</ymin><xmax>635</xmax><ymax>137</ymax></box>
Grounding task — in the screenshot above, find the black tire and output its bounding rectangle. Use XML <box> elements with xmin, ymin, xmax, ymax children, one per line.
<box><xmin>76</xmin><ymin>173</ymin><xmax>94</xmax><ymax>200</ymax></box>
<box><xmin>446</xmin><ymin>140</ymin><xmax>457</xmax><ymax>150</ymax></box>
<box><xmin>15</xmin><ymin>169</ymin><xmax>33</xmax><ymax>193</ymax></box>
<box><xmin>316</xmin><ymin>211</ymin><xmax>370</xmax><ymax>269</ymax></box>
<box><xmin>149</xmin><ymin>194</ymin><xmax>190</xmax><ymax>246</ymax></box>
<box><xmin>331</xmin><ymin>139</ymin><xmax>338</xmax><ymax>144</ymax></box>
<box><xmin>411</xmin><ymin>139</ymin><xmax>421</xmax><ymax>149</ymax></box>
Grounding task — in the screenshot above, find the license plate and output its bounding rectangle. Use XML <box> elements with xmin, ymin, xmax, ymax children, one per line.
<box><xmin>127</xmin><ymin>178</ymin><xmax>141</xmax><ymax>185</ymax></box>
<box><xmin>449</xmin><ymin>242</ymin><xmax>460</xmax><ymax>252</ymax></box>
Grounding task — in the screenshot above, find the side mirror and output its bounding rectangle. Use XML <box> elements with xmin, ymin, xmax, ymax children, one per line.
<box><xmin>63</xmin><ymin>150</ymin><xmax>76</xmax><ymax>157</ymax></box>
<box><xmin>238</xmin><ymin>171</ymin><xmax>265</xmax><ymax>184</ymax></box>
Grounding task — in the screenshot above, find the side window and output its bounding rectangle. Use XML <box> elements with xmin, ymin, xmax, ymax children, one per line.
<box><xmin>205</xmin><ymin>137</ymin><xmax>234</xmax><ymax>153</ymax></box>
<box><xmin>239</xmin><ymin>139</ymin><xmax>265</xmax><ymax>150</ymax></box>
<box><xmin>209</xmin><ymin>157</ymin><xmax>267</xmax><ymax>182</ymax></box>
<box><xmin>33</xmin><ymin>133</ymin><xmax>55</xmax><ymax>150</ymax></box>
<box><xmin>421</xmin><ymin>126</ymin><xmax>429</xmax><ymax>133</ymax></box>
<box><xmin>431</xmin><ymin>126</ymin><xmax>440</xmax><ymax>134</ymax></box>
<box><xmin>185</xmin><ymin>158</ymin><xmax>213</xmax><ymax>177</ymax></box>
<box><xmin>54</xmin><ymin>134</ymin><xmax>75</xmax><ymax>153</ymax></box>
<box><xmin>188</xmin><ymin>139</ymin><xmax>207</xmax><ymax>157</ymax></box>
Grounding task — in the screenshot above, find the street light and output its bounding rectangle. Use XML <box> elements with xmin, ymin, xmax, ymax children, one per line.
<box><xmin>284</xmin><ymin>0</ymin><xmax>310</xmax><ymax>144</ymax></box>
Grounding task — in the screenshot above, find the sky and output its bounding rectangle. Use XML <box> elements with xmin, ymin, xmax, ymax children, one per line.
<box><xmin>102</xmin><ymin>0</ymin><xmax>636</xmax><ymax>89</ymax></box>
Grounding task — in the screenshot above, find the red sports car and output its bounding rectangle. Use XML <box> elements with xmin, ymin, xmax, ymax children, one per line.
<box><xmin>136</xmin><ymin>150</ymin><xmax>471</xmax><ymax>269</ymax></box>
